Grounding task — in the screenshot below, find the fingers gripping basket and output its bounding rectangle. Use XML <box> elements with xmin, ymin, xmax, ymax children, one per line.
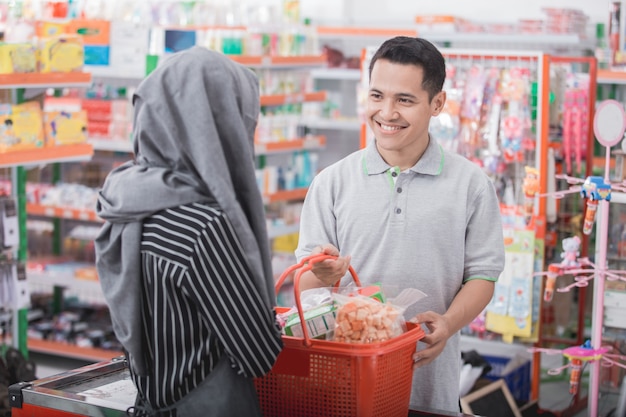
<box><xmin>254</xmin><ymin>254</ymin><xmax>425</xmax><ymax>417</ymax></box>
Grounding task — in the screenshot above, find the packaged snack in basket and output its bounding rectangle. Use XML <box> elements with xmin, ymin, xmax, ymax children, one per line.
<box><xmin>332</xmin><ymin>286</ymin><xmax>429</xmax><ymax>344</ymax></box>
<box><xmin>332</xmin><ymin>292</ymin><xmax>406</xmax><ymax>344</ymax></box>
<box><xmin>278</xmin><ymin>288</ymin><xmax>336</xmax><ymax>339</ymax></box>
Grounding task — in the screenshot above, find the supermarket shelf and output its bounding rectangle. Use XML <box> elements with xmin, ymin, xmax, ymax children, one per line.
<box><xmin>89</xmin><ymin>138</ymin><xmax>134</xmax><ymax>153</ymax></box>
<box><xmin>300</xmin><ymin>117</ymin><xmax>361</xmax><ymax>131</ymax></box>
<box><xmin>0</xmin><ymin>143</ymin><xmax>94</xmax><ymax>168</ymax></box>
<box><xmin>255</xmin><ymin>135</ymin><xmax>326</xmax><ymax>154</ymax></box>
<box><xmin>260</xmin><ymin>91</ymin><xmax>327</xmax><ymax>106</ymax></box>
<box><xmin>230</xmin><ymin>54</ymin><xmax>327</xmax><ymax>68</ymax></box>
<box><xmin>310</xmin><ymin>68</ymin><xmax>361</xmax><ymax>81</ymax></box>
<box><xmin>27</xmin><ymin>203</ymin><xmax>101</xmax><ymax>222</ymax></box>
<box><xmin>27</xmin><ymin>338</ymin><xmax>123</xmax><ymax>363</ymax></box>
<box><xmin>263</xmin><ymin>187</ymin><xmax>308</xmax><ymax>204</ymax></box>
<box><xmin>597</xmin><ymin>69</ymin><xmax>626</xmax><ymax>85</ymax></box>
<box><xmin>0</xmin><ymin>72</ymin><xmax>92</xmax><ymax>89</ymax></box>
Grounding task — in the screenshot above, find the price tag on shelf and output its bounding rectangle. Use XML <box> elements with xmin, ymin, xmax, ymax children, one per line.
<box><xmin>63</xmin><ymin>209</ymin><xmax>74</xmax><ymax>219</ymax></box>
<box><xmin>78</xmin><ymin>211</ymin><xmax>90</xmax><ymax>221</ymax></box>
<box><xmin>44</xmin><ymin>207</ymin><xmax>55</xmax><ymax>217</ymax></box>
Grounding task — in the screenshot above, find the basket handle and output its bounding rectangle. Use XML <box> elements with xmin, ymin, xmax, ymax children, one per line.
<box><xmin>275</xmin><ymin>254</ymin><xmax>361</xmax><ymax>347</ymax></box>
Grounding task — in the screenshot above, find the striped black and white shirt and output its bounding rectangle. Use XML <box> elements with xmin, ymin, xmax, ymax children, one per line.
<box><xmin>131</xmin><ymin>202</ymin><xmax>282</xmax><ymax>412</ymax></box>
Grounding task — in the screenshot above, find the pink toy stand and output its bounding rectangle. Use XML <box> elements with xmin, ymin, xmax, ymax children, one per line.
<box><xmin>589</xmin><ymin>99</ymin><xmax>626</xmax><ymax>417</ymax></box>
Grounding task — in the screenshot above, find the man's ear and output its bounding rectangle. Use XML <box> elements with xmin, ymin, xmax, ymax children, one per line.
<box><xmin>431</xmin><ymin>91</ymin><xmax>447</xmax><ymax>116</ymax></box>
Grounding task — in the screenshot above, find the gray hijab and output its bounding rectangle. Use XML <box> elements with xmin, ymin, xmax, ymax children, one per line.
<box><xmin>94</xmin><ymin>46</ymin><xmax>275</xmax><ymax>376</ymax></box>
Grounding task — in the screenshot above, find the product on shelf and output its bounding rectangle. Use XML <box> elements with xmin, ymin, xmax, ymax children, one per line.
<box><xmin>38</xmin><ymin>34</ymin><xmax>85</xmax><ymax>73</ymax></box>
<box><xmin>0</xmin><ymin>42</ymin><xmax>38</xmax><ymax>74</ymax></box>
<box><xmin>0</xmin><ymin>101</ymin><xmax>45</xmax><ymax>152</ymax></box>
<box><xmin>44</xmin><ymin>110</ymin><xmax>88</xmax><ymax>145</ymax></box>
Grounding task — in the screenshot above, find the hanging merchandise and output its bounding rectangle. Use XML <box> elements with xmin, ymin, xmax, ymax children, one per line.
<box><xmin>479</xmin><ymin>67</ymin><xmax>503</xmax><ymax>159</ymax></box>
<box><xmin>429</xmin><ymin>64</ymin><xmax>461</xmax><ymax>153</ymax></box>
<box><xmin>522</xmin><ymin>166</ymin><xmax>540</xmax><ymax>225</ymax></box>
<box><xmin>498</xmin><ymin>67</ymin><xmax>533</xmax><ymax>165</ymax></box>
<box><xmin>0</xmin><ymin>197</ymin><xmax>19</xmax><ymax>249</ymax></box>
<box><xmin>457</xmin><ymin>65</ymin><xmax>487</xmax><ymax>162</ymax></box>
<box><xmin>559</xmin><ymin>71</ymin><xmax>590</xmax><ymax>175</ymax></box>
<box><xmin>0</xmin><ymin>261</ymin><xmax>29</xmax><ymax>311</ymax></box>
<box><xmin>486</xmin><ymin>204</ymin><xmax>537</xmax><ymax>342</ymax></box>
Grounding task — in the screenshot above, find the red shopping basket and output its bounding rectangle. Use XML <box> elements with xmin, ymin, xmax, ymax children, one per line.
<box><xmin>254</xmin><ymin>254</ymin><xmax>425</xmax><ymax>417</ymax></box>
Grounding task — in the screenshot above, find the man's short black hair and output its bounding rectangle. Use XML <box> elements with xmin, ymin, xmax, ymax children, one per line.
<box><xmin>369</xmin><ymin>36</ymin><xmax>446</xmax><ymax>101</ymax></box>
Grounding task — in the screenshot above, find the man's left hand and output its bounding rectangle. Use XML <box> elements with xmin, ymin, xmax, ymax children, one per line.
<box><xmin>410</xmin><ymin>311</ymin><xmax>451</xmax><ymax>369</ymax></box>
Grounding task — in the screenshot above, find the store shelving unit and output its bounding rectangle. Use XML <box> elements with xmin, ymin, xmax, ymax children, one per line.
<box><xmin>597</xmin><ymin>69</ymin><xmax>626</xmax><ymax>85</ymax></box>
<box><xmin>0</xmin><ymin>72</ymin><xmax>94</xmax><ymax>359</ymax></box>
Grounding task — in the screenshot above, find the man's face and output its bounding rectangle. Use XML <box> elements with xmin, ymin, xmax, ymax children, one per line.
<box><xmin>366</xmin><ymin>59</ymin><xmax>445</xmax><ymax>159</ymax></box>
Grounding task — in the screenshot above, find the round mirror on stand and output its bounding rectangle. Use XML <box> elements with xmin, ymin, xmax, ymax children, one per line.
<box><xmin>594</xmin><ymin>99</ymin><xmax>626</xmax><ymax>147</ymax></box>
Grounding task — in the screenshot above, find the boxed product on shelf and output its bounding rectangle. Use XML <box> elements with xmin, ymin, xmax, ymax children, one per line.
<box><xmin>81</xmin><ymin>98</ymin><xmax>131</xmax><ymax>140</ymax></box>
<box><xmin>73</xmin><ymin>19</ymin><xmax>111</xmax><ymax>66</ymax></box>
<box><xmin>0</xmin><ymin>42</ymin><xmax>38</xmax><ymax>74</ymax></box>
<box><xmin>0</xmin><ymin>102</ymin><xmax>45</xmax><ymax>152</ymax></box>
<box><xmin>36</xmin><ymin>20</ymin><xmax>70</xmax><ymax>38</ymax></box>
<box><xmin>38</xmin><ymin>34</ymin><xmax>84</xmax><ymax>73</ymax></box>
<box><xmin>44</xmin><ymin>110</ymin><xmax>88</xmax><ymax>145</ymax></box>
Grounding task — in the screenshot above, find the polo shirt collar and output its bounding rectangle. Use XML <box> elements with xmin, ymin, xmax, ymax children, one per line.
<box><xmin>363</xmin><ymin>137</ymin><xmax>444</xmax><ymax>176</ymax></box>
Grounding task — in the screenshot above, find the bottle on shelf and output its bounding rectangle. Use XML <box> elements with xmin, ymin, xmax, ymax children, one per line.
<box><xmin>595</xmin><ymin>23</ymin><xmax>612</xmax><ymax>70</ymax></box>
<box><xmin>609</xmin><ymin>1</ymin><xmax>621</xmax><ymax>67</ymax></box>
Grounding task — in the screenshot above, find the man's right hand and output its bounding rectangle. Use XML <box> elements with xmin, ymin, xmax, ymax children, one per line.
<box><xmin>299</xmin><ymin>244</ymin><xmax>351</xmax><ymax>291</ymax></box>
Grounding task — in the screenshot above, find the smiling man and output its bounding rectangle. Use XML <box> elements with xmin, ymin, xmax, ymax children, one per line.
<box><xmin>295</xmin><ymin>36</ymin><xmax>505</xmax><ymax>413</ymax></box>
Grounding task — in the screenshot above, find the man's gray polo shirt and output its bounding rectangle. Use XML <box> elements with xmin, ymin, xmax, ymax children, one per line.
<box><xmin>296</xmin><ymin>137</ymin><xmax>505</xmax><ymax>412</ymax></box>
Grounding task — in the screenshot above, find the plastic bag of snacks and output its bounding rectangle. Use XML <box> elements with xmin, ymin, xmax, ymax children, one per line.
<box><xmin>332</xmin><ymin>292</ymin><xmax>407</xmax><ymax>344</ymax></box>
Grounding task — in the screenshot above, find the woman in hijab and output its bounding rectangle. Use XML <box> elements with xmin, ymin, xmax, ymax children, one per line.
<box><xmin>95</xmin><ymin>46</ymin><xmax>282</xmax><ymax>416</ymax></box>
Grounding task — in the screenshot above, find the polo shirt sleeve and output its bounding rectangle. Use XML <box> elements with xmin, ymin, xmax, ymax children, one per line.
<box><xmin>295</xmin><ymin>172</ymin><xmax>339</xmax><ymax>261</ymax></box>
<box><xmin>463</xmin><ymin>175</ymin><xmax>506</xmax><ymax>283</ymax></box>
<box><xmin>181</xmin><ymin>212</ymin><xmax>282</xmax><ymax>378</ymax></box>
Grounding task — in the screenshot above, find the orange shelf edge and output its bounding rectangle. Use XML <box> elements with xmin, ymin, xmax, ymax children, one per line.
<box><xmin>255</xmin><ymin>135</ymin><xmax>326</xmax><ymax>153</ymax></box>
<box><xmin>597</xmin><ymin>69</ymin><xmax>626</xmax><ymax>82</ymax></box>
<box><xmin>317</xmin><ymin>26</ymin><xmax>418</xmax><ymax>37</ymax></box>
<box><xmin>0</xmin><ymin>143</ymin><xmax>94</xmax><ymax>167</ymax></box>
<box><xmin>265</xmin><ymin>187</ymin><xmax>308</xmax><ymax>203</ymax></box>
<box><xmin>229</xmin><ymin>55</ymin><xmax>327</xmax><ymax>66</ymax></box>
<box><xmin>0</xmin><ymin>72</ymin><xmax>92</xmax><ymax>87</ymax></box>
<box><xmin>26</xmin><ymin>203</ymin><xmax>100</xmax><ymax>222</ymax></box>
<box><xmin>28</xmin><ymin>338</ymin><xmax>123</xmax><ymax>362</ymax></box>
<box><xmin>260</xmin><ymin>91</ymin><xmax>327</xmax><ymax>106</ymax></box>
